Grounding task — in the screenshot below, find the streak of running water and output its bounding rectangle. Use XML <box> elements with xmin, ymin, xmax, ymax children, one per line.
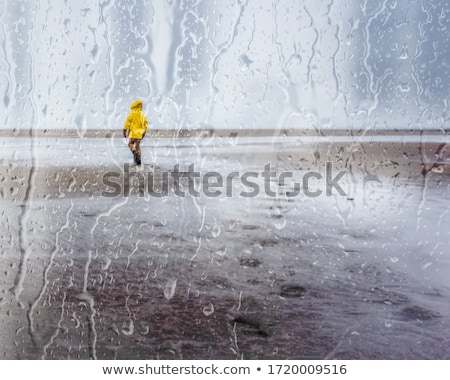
<box><xmin>11</xmin><ymin>0</ymin><xmax>39</xmax><ymax>305</ymax></box>
<box><xmin>27</xmin><ymin>201</ymin><xmax>74</xmax><ymax>350</ymax></box>
<box><xmin>83</xmin><ymin>197</ymin><xmax>130</xmax><ymax>359</ymax></box>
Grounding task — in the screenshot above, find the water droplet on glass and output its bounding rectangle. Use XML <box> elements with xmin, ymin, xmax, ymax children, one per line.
<box><xmin>202</xmin><ymin>302</ymin><xmax>214</xmax><ymax>316</ymax></box>
<box><xmin>122</xmin><ymin>320</ymin><xmax>134</xmax><ymax>336</ymax></box>
<box><xmin>239</xmin><ymin>54</ymin><xmax>253</xmax><ymax>70</ymax></box>
<box><xmin>164</xmin><ymin>278</ymin><xmax>177</xmax><ymax>300</ymax></box>
<box><xmin>273</xmin><ymin>217</ymin><xmax>286</xmax><ymax>230</ymax></box>
<box><xmin>211</xmin><ymin>224</ymin><xmax>221</xmax><ymax>238</ymax></box>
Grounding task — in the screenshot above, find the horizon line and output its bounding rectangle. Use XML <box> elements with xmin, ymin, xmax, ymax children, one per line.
<box><xmin>0</xmin><ymin>127</ymin><xmax>448</xmax><ymax>139</ymax></box>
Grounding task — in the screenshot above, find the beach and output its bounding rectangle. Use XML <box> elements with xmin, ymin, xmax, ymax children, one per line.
<box><xmin>1</xmin><ymin>133</ymin><xmax>449</xmax><ymax>359</ymax></box>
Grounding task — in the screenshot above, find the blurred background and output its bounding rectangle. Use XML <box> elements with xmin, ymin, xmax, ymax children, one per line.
<box><xmin>0</xmin><ymin>0</ymin><xmax>448</xmax><ymax>135</ymax></box>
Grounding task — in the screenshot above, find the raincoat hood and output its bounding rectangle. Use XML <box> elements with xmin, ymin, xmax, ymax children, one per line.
<box><xmin>130</xmin><ymin>99</ymin><xmax>143</xmax><ymax>109</ymax></box>
<box><xmin>124</xmin><ymin>100</ymin><xmax>148</xmax><ymax>139</ymax></box>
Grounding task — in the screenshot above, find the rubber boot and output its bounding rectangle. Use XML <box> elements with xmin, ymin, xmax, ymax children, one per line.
<box><xmin>136</xmin><ymin>152</ymin><xmax>141</xmax><ymax>166</ymax></box>
<box><xmin>132</xmin><ymin>150</ymin><xmax>138</xmax><ymax>165</ymax></box>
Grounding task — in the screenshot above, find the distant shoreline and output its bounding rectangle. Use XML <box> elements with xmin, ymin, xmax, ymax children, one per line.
<box><xmin>0</xmin><ymin>128</ymin><xmax>448</xmax><ymax>139</ymax></box>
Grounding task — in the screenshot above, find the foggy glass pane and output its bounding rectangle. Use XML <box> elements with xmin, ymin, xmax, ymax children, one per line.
<box><xmin>0</xmin><ymin>0</ymin><xmax>449</xmax><ymax>360</ymax></box>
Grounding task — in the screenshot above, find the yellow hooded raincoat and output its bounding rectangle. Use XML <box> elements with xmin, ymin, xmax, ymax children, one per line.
<box><xmin>123</xmin><ymin>100</ymin><xmax>148</xmax><ymax>139</ymax></box>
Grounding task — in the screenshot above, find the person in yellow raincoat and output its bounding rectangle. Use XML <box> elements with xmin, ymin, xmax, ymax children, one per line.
<box><xmin>123</xmin><ymin>99</ymin><xmax>148</xmax><ymax>166</ymax></box>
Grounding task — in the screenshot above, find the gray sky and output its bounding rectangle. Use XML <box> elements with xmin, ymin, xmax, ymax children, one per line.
<box><xmin>0</xmin><ymin>0</ymin><xmax>448</xmax><ymax>131</ymax></box>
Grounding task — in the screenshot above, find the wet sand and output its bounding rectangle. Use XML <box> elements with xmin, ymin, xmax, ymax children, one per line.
<box><xmin>1</xmin><ymin>135</ymin><xmax>449</xmax><ymax>359</ymax></box>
